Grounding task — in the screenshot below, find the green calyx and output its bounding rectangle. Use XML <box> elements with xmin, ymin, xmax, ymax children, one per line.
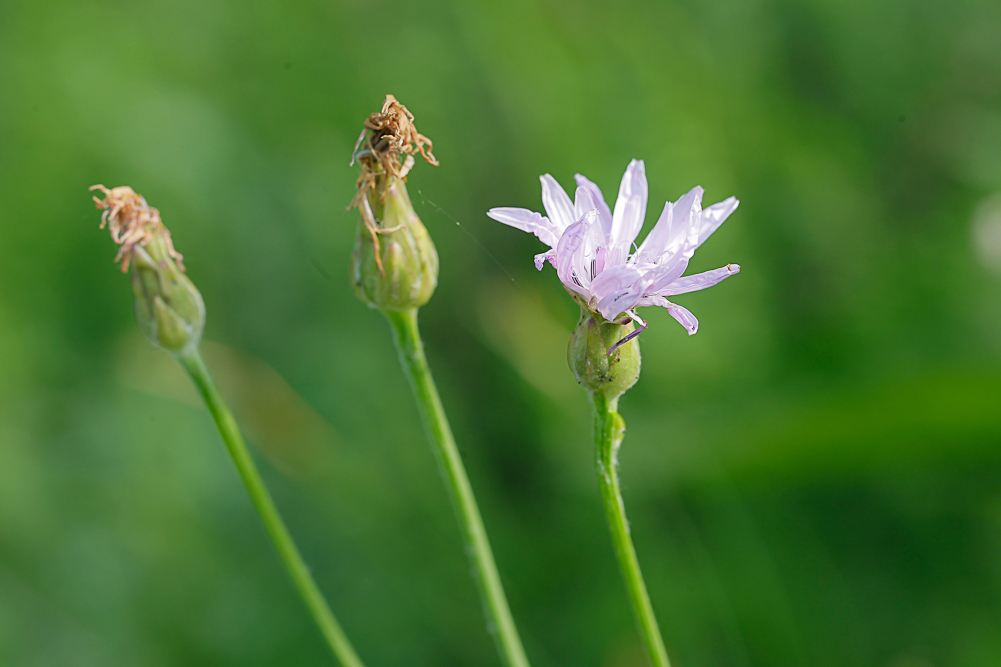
<box><xmin>351</xmin><ymin>175</ymin><xmax>438</xmax><ymax>312</ymax></box>
<box><xmin>130</xmin><ymin>235</ymin><xmax>205</xmax><ymax>354</ymax></box>
<box><xmin>568</xmin><ymin>304</ymin><xmax>641</xmax><ymax>400</ymax></box>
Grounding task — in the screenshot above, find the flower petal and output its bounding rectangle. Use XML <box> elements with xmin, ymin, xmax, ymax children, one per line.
<box><xmin>591</xmin><ymin>265</ymin><xmax>639</xmax><ymax>310</ymax></box>
<box><xmin>641</xmin><ymin>295</ymin><xmax>700</xmax><ymax>335</ymax></box>
<box><xmin>555</xmin><ymin>214</ymin><xmax>592</xmax><ymax>297</ymax></box>
<box><xmin>666</xmin><ymin>301</ymin><xmax>699</xmax><ymax>335</ymax></box>
<box><xmin>636</xmin><ymin>185</ymin><xmax>703</xmax><ymax>263</ymax></box>
<box><xmin>660</xmin><ymin>264</ymin><xmax>740</xmax><ymax>296</ymax></box>
<box><xmin>574</xmin><ymin>186</ymin><xmax>600</xmax><ymax>232</ymax></box>
<box><xmin>636</xmin><ymin>199</ymin><xmax>671</xmax><ymax>262</ymax></box>
<box><xmin>696</xmin><ymin>197</ymin><xmax>739</xmax><ymax>249</ymax></box>
<box><xmin>540</xmin><ymin>174</ymin><xmax>575</xmax><ymax>231</ymax></box>
<box><xmin>574</xmin><ymin>173</ymin><xmax>612</xmax><ymax>234</ymax></box>
<box><xmin>591</xmin><ymin>263</ymin><xmax>654</xmax><ymax>320</ymax></box>
<box><xmin>487</xmin><ymin>207</ymin><xmax>562</xmax><ymax>248</ymax></box>
<box><xmin>611</xmin><ymin>159</ymin><xmax>647</xmax><ymax>252</ymax></box>
<box><xmin>534</xmin><ymin>249</ymin><xmax>556</xmax><ymax>270</ymax></box>
<box><xmin>606</xmin><ymin>195</ymin><xmax>644</xmax><ymax>268</ymax></box>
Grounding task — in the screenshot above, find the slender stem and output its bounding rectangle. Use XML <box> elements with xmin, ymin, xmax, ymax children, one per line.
<box><xmin>383</xmin><ymin>308</ymin><xmax>531</xmax><ymax>667</ymax></box>
<box><xmin>592</xmin><ymin>392</ymin><xmax>671</xmax><ymax>667</ymax></box>
<box><xmin>177</xmin><ymin>347</ymin><xmax>365</xmax><ymax>667</ymax></box>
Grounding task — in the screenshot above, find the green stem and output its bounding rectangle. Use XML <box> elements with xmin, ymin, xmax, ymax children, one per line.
<box><xmin>592</xmin><ymin>392</ymin><xmax>671</xmax><ymax>667</ymax></box>
<box><xmin>178</xmin><ymin>347</ymin><xmax>365</xmax><ymax>667</ymax></box>
<box><xmin>384</xmin><ymin>308</ymin><xmax>530</xmax><ymax>667</ymax></box>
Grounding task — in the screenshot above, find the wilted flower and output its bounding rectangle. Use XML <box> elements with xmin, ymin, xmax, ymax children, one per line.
<box><xmin>92</xmin><ymin>185</ymin><xmax>205</xmax><ymax>353</ymax></box>
<box><xmin>349</xmin><ymin>95</ymin><xmax>439</xmax><ymax>311</ymax></box>
<box><xmin>91</xmin><ymin>185</ymin><xmax>184</xmax><ymax>272</ymax></box>
<box><xmin>488</xmin><ymin>160</ymin><xmax>740</xmax><ymax>339</ymax></box>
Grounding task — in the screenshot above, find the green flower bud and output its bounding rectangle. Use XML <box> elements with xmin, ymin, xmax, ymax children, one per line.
<box><xmin>130</xmin><ymin>235</ymin><xmax>205</xmax><ymax>353</ymax></box>
<box><xmin>91</xmin><ymin>184</ymin><xmax>205</xmax><ymax>354</ymax></box>
<box><xmin>568</xmin><ymin>304</ymin><xmax>641</xmax><ymax>400</ymax></box>
<box><xmin>351</xmin><ymin>175</ymin><xmax>438</xmax><ymax>311</ymax></box>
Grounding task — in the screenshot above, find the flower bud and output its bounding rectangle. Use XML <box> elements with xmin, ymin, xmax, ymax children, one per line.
<box><xmin>130</xmin><ymin>235</ymin><xmax>205</xmax><ymax>353</ymax></box>
<box><xmin>91</xmin><ymin>185</ymin><xmax>205</xmax><ymax>354</ymax></box>
<box><xmin>568</xmin><ymin>305</ymin><xmax>641</xmax><ymax>400</ymax></box>
<box><xmin>351</xmin><ymin>174</ymin><xmax>438</xmax><ymax>311</ymax></box>
<box><xmin>349</xmin><ymin>95</ymin><xmax>439</xmax><ymax>312</ymax></box>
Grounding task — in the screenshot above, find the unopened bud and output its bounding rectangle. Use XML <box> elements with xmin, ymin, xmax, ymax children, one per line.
<box><xmin>568</xmin><ymin>305</ymin><xmax>641</xmax><ymax>400</ymax></box>
<box><xmin>349</xmin><ymin>95</ymin><xmax>439</xmax><ymax>312</ymax></box>
<box><xmin>91</xmin><ymin>185</ymin><xmax>205</xmax><ymax>353</ymax></box>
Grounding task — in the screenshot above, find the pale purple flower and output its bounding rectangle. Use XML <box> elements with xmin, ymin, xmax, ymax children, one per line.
<box><xmin>488</xmin><ymin>160</ymin><xmax>740</xmax><ymax>339</ymax></box>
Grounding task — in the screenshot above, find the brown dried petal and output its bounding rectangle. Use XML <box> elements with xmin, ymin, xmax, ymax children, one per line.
<box><xmin>90</xmin><ymin>184</ymin><xmax>185</xmax><ymax>272</ymax></box>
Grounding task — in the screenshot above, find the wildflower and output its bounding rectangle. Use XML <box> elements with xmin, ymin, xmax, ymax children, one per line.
<box><xmin>488</xmin><ymin>160</ymin><xmax>740</xmax><ymax>339</ymax></box>
<box><xmin>349</xmin><ymin>95</ymin><xmax>439</xmax><ymax>311</ymax></box>
<box><xmin>489</xmin><ymin>160</ymin><xmax>739</xmax><ymax>661</ymax></box>
<box><xmin>91</xmin><ymin>189</ymin><xmax>366</xmax><ymax>667</ymax></box>
<box><xmin>348</xmin><ymin>98</ymin><xmax>532</xmax><ymax>667</ymax></box>
<box><xmin>91</xmin><ymin>185</ymin><xmax>205</xmax><ymax>353</ymax></box>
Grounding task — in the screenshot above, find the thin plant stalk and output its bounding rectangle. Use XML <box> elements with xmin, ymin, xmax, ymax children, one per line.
<box><xmin>178</xmin><ymin>347</ymin><xmax>365</xmax><ymax>667</ymax></box>
<box><xmin>384</xmin><ymin>307</ymin><xmax>531</xmax><ymax>667</ymax></box>
<box><xmin>592</xmin><ymin>392</ymin><xmax>670</xmax><ymax>667</ymax></box>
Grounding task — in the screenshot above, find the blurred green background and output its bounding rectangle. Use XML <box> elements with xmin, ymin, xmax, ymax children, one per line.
<box><xmin>2</xmin><ymin>0</ymin><xmax>1001</xmax><ymax>665</ymax></box>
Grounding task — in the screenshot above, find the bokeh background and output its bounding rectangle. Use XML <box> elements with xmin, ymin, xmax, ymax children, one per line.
<box><xmin>2</xmin><ymin>0</ymin><xmax>1001</xmax><ymax>665</ymax></box>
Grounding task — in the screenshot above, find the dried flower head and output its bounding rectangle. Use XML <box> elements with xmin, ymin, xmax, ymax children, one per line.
<box><xmin>90</xmin><ymin>184</ymin><xmax>204</xmax><ymax>352</ymax></box>
<box><xmin>91</xmin><ymin>185</ymin><xmax>184</xmax><ymax>273</ymax></box>
<box><xmin>349</xmin><ymin>95</ymin><xmax>439</xmax><ymax>277</ymax></box>
<box><xmin>351</xmin><ymin>94</ymin><xmax>438</xmax><ymax>192</ymax></box>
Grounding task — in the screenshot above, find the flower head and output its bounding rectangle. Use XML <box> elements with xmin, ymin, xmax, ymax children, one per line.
<box><xmin>349</xmin><ymin>95</ymin><xmax>439</xmax><ymax>311</ymax></box>
<box><xmin>488</xmin><ymin>160</ymin><xmax>740</xmax><ymax>338</ymax></box>
<box><xmin>91</xmin><ymin>185</ymin><xmax>204</xmax><ymax>353</ymax></box>
<box><xmin>91</xmin><ymin>185</ymin><xmax>184</xmax><ymax>273</ymax></box>
<box><xmin>350</xmin><ymin>94</ymin><xmax>438</xmax><ymax>190</ymax></box>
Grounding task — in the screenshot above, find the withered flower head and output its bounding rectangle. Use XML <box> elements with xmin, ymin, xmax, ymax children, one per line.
<box><xmin>90</xmin><ymin>184</ymin><xmax>204</xmax><ymax>353</ymax></box>
<box><xmin>90</xmin><ymin>185</ymin><xmax>185</xmax><ymax>273</ymax></box>
<box><xmin>350</xmin><ymin>94</ymin><xmax>438</xmax><ymax>201</ymax></box>
<box><xmin>348</xmin><ymin>95</ymin><xmax>439</xmax><ymax>311</ymax></box>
